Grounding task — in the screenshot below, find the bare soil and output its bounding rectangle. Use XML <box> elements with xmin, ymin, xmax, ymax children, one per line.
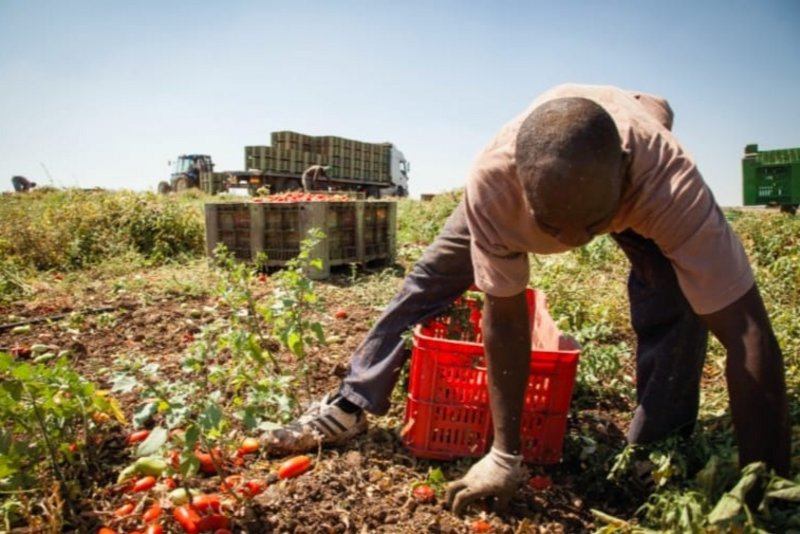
<box><xmin>0</xmin><ymin>267</ymin><xmax>643</xmax><ymax>533</ymax></box>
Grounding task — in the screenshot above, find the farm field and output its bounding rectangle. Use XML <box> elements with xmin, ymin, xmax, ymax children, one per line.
<box><xmin>0</xmin><ymin>189</ymin><xmax>798</xmax><ymax>533</ymax></box>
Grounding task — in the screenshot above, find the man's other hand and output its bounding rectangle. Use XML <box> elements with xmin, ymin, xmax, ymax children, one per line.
<box><xmin>445</xmin><ymin>447</ymin><xmax>527</xmax><ymax>516</ymax></box>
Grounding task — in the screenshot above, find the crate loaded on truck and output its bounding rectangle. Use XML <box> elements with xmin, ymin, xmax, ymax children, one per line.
<box><xmin>161</xmin><ymin>131</ymin><xmax>410</xmax><ymax>199</ymax></box>
<box><xmin>742</xmin><ymin>144</ymin><xmax>800</xmax><ymax>215</ymax></box>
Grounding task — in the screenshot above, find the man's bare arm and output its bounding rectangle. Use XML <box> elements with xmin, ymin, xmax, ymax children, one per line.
<box><xmin>483</xmin><ymin>290</ymin><xmax>532</xmax><ymax>454</ymax></box>
<box><xmin>700</xmin><ymin>284</ymin><xmax>790</xmax><ymax>476</ymax></box>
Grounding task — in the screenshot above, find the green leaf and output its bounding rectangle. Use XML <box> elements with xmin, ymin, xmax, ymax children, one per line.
<box><xmin>709</xmin><ymin>462</ymin><xmax>766</xmax><ymax>524</ymax></box>
<box><xmin>184</xmin><ymin>425</ymin><xmax>200</xmax><ymax>449</ymax></box>
<box><xmin>136</xmin><ymin>426</ymin><xmax>168</xmax><ymax>457</ymax></box>
<box><xmin>199</xmin><ymin>402</ymin><xmax>222</xmax><ymax>431</ymax></box>
<box><xmin>767</xmin><ymin>485</ymin><xmax>800</xmax><ymax>502</ymax></box>
<box><xmin>10</xmin><ymin>364</ymin><xmax>33</xmax><ymax>381</ymax></box>
<box><xmin>111</xmin><ymin>374</ymin><xmax>139</xmax><ymax>394</ymax></box>
<box><xmin>133</xmin><ymin>401</ymin><xmax>158</xmax><ymax>428</ymax></box>
<box><xmin>287</xmin><ymin>331</ymin><xmax>303</xmax><ymax>357</ymax></box>
<box><xmin>1</xmin><ymin>380</ymin><xmax>23</xmax><ymax>401</ymax></box>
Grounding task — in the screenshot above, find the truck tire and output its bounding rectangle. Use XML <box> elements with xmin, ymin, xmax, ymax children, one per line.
<box><xmin>367</xmin><ymin>186</ymin><xmax>381</xmax><ymax>198</ymax></box>
<box><xmin>157</xmin><ymin>181</ymin><xmax>172</xmax><ymax>194</ymax></box>
<box><xmin>780</xmin><ymin>204</ymin><xmax>798</xmax><ymax>215</ymax></box>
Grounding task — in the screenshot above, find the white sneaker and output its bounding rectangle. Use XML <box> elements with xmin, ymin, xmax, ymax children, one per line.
<box><xmin>260</xmin><ymin>393</ymin><xmax>367</xmax><ymax>455</ymax></box>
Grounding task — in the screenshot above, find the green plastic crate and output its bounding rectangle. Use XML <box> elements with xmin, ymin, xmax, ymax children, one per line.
<box><xmin>742</xmin><ymin>144</ymin><xmax>800</xmax><ymax>212</ymax></box>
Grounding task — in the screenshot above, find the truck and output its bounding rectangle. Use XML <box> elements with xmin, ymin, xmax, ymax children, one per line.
<box><xmin>159</xmin><ymin>131</ymin><xmax>410</xmax><ymax>198</ymax></box>
<box><xmin>742</xmin><ymin>144</ymin><xmax>800</xmax><ymax>215</ymax></box>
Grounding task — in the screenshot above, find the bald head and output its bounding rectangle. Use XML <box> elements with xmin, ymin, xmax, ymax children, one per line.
<box><xmin>515</xmin><ymin>97</ymin><xmax>624</xmax><ymax>246</ymax></box>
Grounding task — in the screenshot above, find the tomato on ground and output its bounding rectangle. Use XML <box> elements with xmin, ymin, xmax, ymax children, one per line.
<box><xmin>126</xmin><ymin>430</ymin><xmax>151</xmax><ymax>445</ymax></box>
<box><xmin>236</xmin><ymin>437</ymin><xmax>259</xmax><ymax>456</ymax></box>
<box><xmin>131</xmin><ymin>476</ymin><xmax>157</xmax><ymax>492</ymax></box>
<box><xmin>411</xmin><ymin>483</ymin><xmax>436</xmax><ymax>503</ymax></box>
<box><xmin>527</xmin><ymin>475</ymin><xmax>553</xmax><ymax>490</ymax></box>
<box><xmin>173</xmin><ymin>504</ymin><xmax>200</xmax><ymax>534</ymax></box>
<box><xmin>191</xmin><ymin>493</ymin><xmax>221</xmax><ymax>513</ymax></box>
<box><xmin>143</xmin><ymin>502</ymin><xmax>162</xmax><ymax>522</ymax></box>
<box><xmin>277</xmin><ymin>455</ymin><xmax>311</xmax><ymax>479</ymax></box>
<box><xmin>113</xmin><ymin>502</ymin><xmax>134</xmax><ymax>517</ymax></box>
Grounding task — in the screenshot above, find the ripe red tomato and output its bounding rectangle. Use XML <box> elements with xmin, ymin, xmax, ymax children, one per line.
<box><xmin>334</xmin><ymin>309</ymin><xmax>348</xmax><ymax>319</ymax></box>
<box><xmin>241</xmin><ymin>479</ymin><xmax>266</xmax><ymax>497</ymax></box>
<box><xmin>113</xmin><ymin>502</ymin><xmax>134</xmax><ymax>517</ymax></box>
<box><xmin>131</xmin><ymin>476</ymin><xmax>156</xmax><ymax>493</ymax></box>
<box><xmin>472</xmin><ymin>519</ymin><xmax>493</xmax><ymax>532</ymax></box>
<box><xmin>126</xmin><ymin>429</ymin><xmax>150</xmax><ymax>445</ymax></box>
<box><xmin>144</xmin><ymin>525</ymin><xmax>163</xmax><ymax>534</ymax></box>
<box><xmin>196</xmin><ymin>514</ymin><xmax>230</xmax><ymax>532</ymax></box>
<box><xmin>143</xmin><ymin>502</ymin><xmax>162</xmax><ymax>522</ymax></box>
<box><xmin>194</xmin><ymin>450</ymin><xmax>220</xmax><ymax>474</ymax></box>
<box><xmin>527</xmin><ymin>475</ymin><xmax>553</xmax><ymax>490</ymax></box>
<box><xmin>411</xmin><ymin>483</ymin><xmax>435</xmax><ymax>503</ymax></box>
<box><xmin>173</xmin><ymin>505</ymin><xmax>200</xmax><ymax>534</ymax></box>
<box><xmin>236</xmin><ymin>437</ymin><xmax>259</xmax><ymax>456</ymax></box>
<box><xmin>191</xmin><ymin>493</ymin><xmax>221</xmax><ymax>513</ymax></box>
<box><xmin>277</xmin><ymin>455</ymin><xmax>311</xmax><ymax>479</ymax></box>
<box><xmin>97</xmin><ymin>528</ymin><xmax>117</xmax><ymax>534</ymax></box>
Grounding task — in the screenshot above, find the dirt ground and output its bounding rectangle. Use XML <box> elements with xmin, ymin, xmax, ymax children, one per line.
<box><xmin>0</xmin><ymin>267</ymin><xmax>642</xmax><ymax>533</ymax></box>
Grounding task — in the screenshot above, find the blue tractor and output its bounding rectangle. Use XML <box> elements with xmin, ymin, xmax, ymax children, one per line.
<box><xmin>158</xmin><ymin>154</ymin><xmax>214</xmax><ymax>193</ymax></box>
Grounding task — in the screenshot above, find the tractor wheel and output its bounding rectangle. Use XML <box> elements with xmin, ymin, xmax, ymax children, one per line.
<box><xmin>157</xmin><ymin>181</ymin><xmax>171</xmax><ymax>194</ymax></box>
<box><xmin>173</xmin><ymin>176</ymin><xmax>191</xmax><ymax>192</ymax></box>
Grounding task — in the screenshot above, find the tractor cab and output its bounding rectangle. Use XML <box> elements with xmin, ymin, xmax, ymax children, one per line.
<box><xmin>170</xmin><ymin>154</ymin><xmax>214</xmax><ymax>191</ymax></box>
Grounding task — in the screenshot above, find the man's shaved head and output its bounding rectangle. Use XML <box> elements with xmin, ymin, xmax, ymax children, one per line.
<box><xmin>515</xmin><ymin>97</ymin><xmax>624</xmax><ymax>246</ymax></box>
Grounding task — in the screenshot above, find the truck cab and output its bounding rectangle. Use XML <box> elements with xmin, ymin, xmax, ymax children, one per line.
<box><xmin>387</xmin><ymin>146</ymin><xmax>410</xmax><ymax>197</ymax></box>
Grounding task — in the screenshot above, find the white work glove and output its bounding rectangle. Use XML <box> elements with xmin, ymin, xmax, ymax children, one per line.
<box><xmin>445</xmin><ymin>446</ymin><xmax>527</xmax><ymax>516</ymax></box>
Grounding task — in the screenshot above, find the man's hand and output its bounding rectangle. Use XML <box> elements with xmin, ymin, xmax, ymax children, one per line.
<box><xmin>445</xmin><ymin>447</ymin><xmax>527</xmax><ymax>516</ymax></box>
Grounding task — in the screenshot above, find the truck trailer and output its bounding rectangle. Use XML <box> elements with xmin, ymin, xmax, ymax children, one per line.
<box><xmin>742</xmin><ymin>144</ymin><xmax>800</xmax><ymax>215</ymax></box>
<box><xmin>161</xmin><ymin>131</ymin><xmax>410</xmax><ymax>198</ymax></box>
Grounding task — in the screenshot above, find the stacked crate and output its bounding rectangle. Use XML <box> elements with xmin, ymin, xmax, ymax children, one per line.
<box><xmin>244</xmin><ymin>132</ymin><xmax>391</xmax><ymax>183</ymax></box>
<box><xmin>204</xmin><ymin>200</ymin><xmax>396</xmax><ymax>279</ymax></box>
<box><xmin>199</xmin><ymin>171</ymin><xmax>227</xmax><ymax>195</ymax></box>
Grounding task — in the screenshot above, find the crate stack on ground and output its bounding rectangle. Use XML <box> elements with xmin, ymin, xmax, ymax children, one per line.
<box><xmin>204</xmin><ymin>199</ymin><xmax>396</xmax><ymax>279</ymax></box>
<box><xmin>402</xmin><ymin>289</ymin><xmax>581</xmax><ymax>464</ymax></box>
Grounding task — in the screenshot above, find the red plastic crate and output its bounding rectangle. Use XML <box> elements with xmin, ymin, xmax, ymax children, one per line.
<box><xmin>402</xmin><ymin>289</ymin><xmax>580</xmax><ymax>464</ymax></box>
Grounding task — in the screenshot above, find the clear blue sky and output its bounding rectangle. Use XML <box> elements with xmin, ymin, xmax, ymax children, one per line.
<box><xmin>1</xmin><ymin>1</ymin><xmax>798</xmax><ymax>205</ymax></box>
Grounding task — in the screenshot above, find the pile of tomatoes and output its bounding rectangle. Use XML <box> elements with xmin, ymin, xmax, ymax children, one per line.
<box><xmin>97</xmin><ymin>431</ymin><xmax>313</xmax><ymax>533</ymax></box>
